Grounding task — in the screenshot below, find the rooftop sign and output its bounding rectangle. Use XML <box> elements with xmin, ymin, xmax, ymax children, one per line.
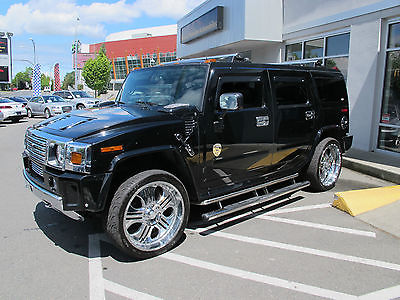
<box><xmin>181</xmin><ymin>6</ymin><xmax>223</xmax><ymax>44</ymax></box>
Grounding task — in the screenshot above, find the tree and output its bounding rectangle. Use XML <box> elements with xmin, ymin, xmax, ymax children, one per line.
<box><xmin>12</xmin><ymin>67</ymin><xmax>32</xmax><ymax>90</ymax></box>
<box><xmin>41</xmin><ymin>74</ymin><xmax>51</xmax><ymax>89</ymax></box>
<box><xmin>62</xmin><ymin>71</ymin><xmax>75</xmax><ymax>90</ymax></box>
<box><xmin>82</xmin><ymin>50</ymin><xmax>111</xmax><ymax>96</ymax></box>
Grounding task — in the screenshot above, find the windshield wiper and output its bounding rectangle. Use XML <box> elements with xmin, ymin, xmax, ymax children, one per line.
<box><xmin>136</xmin><ymin>100</ymin><xmax>157</xmax><ymax>106</ymax></box>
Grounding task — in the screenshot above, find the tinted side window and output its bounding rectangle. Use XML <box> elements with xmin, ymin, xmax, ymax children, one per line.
<box><xmin>219</xmin><ymin>81</ymin><xmax>263</xmax><ymax>109</ymax></box>
<box><xmin>314</xmin><ymin>76</ymin><xmax>347</xmax><ymax>103</ymax></box>
<box><xmin>273</xmin><ymin>77</ymin><xmax>310</xmax><ymax>106</ymax></box>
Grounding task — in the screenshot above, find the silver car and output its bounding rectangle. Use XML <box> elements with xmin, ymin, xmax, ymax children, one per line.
<box><xmin>53</xmin><ymin>90</ymin><xmax>99</xmax><ymax>109</ymax></box>
<box><xmin>0</xmin><ymin>111</ymin><xmax>4</xmax><ymax>122</ymax></box>
<box><xmin>26</xmin><ymin>95</ymin><xmax>73</xmax><ymax>119</ymax></box>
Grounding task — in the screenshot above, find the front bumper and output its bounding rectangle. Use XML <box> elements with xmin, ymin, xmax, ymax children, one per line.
<box><xmin>24</xmin><ymin>169</ymin><xmax>84</xmax><ymax>221</ymax></box>
<box><xmin>23</xmin><ymin>151</ymin><xmax>112</xmax><ymax>221</ymax></box>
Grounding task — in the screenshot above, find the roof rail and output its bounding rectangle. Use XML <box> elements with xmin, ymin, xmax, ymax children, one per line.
<box><xmin>274</xmin><ymin>59</ymin><xmax>323</xmax><ymax>67</ymax></box>
<box><xmin>162</xmin><ymin>53</ymin><xmax>251</xmax><ymax>65</ymax></box>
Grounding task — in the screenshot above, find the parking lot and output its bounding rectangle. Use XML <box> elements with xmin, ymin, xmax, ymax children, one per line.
<box><xmin>1</xmin><ymin>117</ymin><xmax>400</xmax><ymax>299</ymax></box>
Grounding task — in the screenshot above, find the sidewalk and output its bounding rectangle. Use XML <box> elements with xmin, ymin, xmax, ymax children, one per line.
<box><xmin>342</xmin><ymin>148</ymin><xmax>400</xmax><ymax>184</ymax></box>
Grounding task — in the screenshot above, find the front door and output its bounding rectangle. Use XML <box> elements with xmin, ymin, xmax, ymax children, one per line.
<box><xmin>202</xmin><ymin>74</ymin><xmax>275</xmax><ymax>198</ymax></box>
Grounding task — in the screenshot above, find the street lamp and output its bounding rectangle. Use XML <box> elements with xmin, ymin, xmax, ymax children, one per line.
<box><xmin>29</xmin><ymin>37</ymin><xmax>36</xmax><ymax>65</ymax></box>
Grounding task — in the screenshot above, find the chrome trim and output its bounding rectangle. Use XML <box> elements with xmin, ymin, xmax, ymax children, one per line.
<box><xmin>23</xmin><ymin>169</ymin><xmax>84</xmax><ymax>221</ymax></box>
<box><xmin>198</xmin><ymin>173</ymin><xmax>299</xmax><ymax>205</ymax></box>
<box><xmin>202</xmin><ymin>181</ymin><xmax>310</xmax><ymax>221</ymax></box>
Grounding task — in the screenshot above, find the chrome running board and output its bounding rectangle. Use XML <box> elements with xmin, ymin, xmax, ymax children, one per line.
<box><xmin>199</xmin><ymin>173</ymin><xmax>299</xmax><ymax>206</ymax></box>
<box><xmin>201</xmin><ymin>181</ymin><xmax>310</xmax><ymax>222</ymax></box>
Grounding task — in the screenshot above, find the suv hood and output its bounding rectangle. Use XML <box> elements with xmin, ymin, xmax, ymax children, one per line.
<box><xmin>33</xmin><ymin>105</ymin><xmax>173</xmax><ymax>140</ymax></box>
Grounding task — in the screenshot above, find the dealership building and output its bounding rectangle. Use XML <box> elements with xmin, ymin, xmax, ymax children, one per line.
<box><xmin>177</xmin><ymin>0</ymin><xmax>400</xmax><ymax>157</ymax></box>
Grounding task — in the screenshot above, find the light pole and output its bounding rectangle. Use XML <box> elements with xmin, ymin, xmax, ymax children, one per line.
<box><xmin>74</xmin><ymin>16</ymin><xmax>80</xmax><ymax>89</ymax></box>
<box><xmin>29</xmin><ymin>38</ymin><xmax>36</xmax><ymax>65</ymax></box>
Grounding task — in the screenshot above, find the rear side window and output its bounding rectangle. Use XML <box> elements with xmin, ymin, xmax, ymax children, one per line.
<box><xmin>273</xmin><ymin>76</ymin><xmax>311</xmax><ymax>106</ymax></box>
<box><xmin>314</xmin><ymin>76</ymin><xmax>347</xmax><ymax>103</ymax></box>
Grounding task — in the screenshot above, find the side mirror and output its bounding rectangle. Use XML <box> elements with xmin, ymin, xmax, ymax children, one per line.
<box><xmin>219</xmin><ymin>93</ymin><xmax>243</xmax><ymax>110</ymax></box>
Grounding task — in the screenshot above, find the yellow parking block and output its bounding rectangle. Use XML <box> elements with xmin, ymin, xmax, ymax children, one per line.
<box><xmin>333</xmin><ymin>185</ymin><xmax>400</xmax><ymax>216</ymax></box>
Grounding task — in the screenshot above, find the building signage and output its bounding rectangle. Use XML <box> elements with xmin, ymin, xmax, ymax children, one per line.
<box><xmin>181</xmin><ymin>6</ymin><xmax>223</xmax><ymax>44</ymax></box>
<box><xmin>0</xmin><ymin>38</ymin><xmax>8</xmax><ymax>55</ymax></box>
<box><xmin>0</xmin><ymin>66</ymin><xmax>9</xmax><ymax>82</ymax></box>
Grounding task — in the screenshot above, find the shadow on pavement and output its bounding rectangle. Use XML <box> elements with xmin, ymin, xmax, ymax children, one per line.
<box><xmin>33</xmin><ymin>202</ymin><xmax>187</xmax><ymax>262</ymax></box>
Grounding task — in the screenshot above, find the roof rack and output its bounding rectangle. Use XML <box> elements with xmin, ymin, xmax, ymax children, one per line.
<box><xmin>162</xmin><ymin>53</ymin><xmax>251</xmax><ymax>65</ymax></box>
<box><xmin>274</xmin><ymin>59</ymin><xmax>323</xmax><ymax>68</ymax></box>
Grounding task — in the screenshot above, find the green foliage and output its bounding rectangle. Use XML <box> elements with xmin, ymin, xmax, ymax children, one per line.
<box><xmin>12</xmin><ymin>67</ymin><xmax>32</xmax><ymax>90</ymax></box>
<box><xmin>98</xmin><ymin>44</ymin><xmax>107</xmax><ymax>56</ymax></box>
<box><xmin>62</xmin><ymin>71</ymin><xmax>75</xmax><ymax>90</ymax></box>
<box><xmin>41</xmin><ymin>73</ymin><xmax>51</xmax><ymax>89</ymax></box>
<box><xmin>77</xmin><ymin>84</ymin><xmax>83</xmax><ymax>90</ymax></box>
<box><xmin>82</xmin><ymin>52</ymin><xmax>111</xmax><ymax>96</ymax></box>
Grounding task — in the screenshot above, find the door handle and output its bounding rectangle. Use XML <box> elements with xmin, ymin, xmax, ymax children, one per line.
<box><xmin>255</xmin><ymin>115</ymin><xmax>269</xmax><ymax>127</ymax></box>
<box><xmin>305</xmin><ymin>110</ymin><xmax>315</xmax><ymax>120</ymax></box>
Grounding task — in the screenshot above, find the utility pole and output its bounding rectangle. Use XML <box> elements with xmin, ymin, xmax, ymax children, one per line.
<box><xmin>74</xmin><ymin>16</ymin><xmax>80</xmax><ymax>90</ymax></box>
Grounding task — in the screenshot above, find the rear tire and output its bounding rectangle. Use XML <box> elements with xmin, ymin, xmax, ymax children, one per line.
<box><xmin>106</xmin><ymin>170</ymin><xmax>190</xmax><ymax>259</ymax></box>
<box><xmin>77</xmin><ymin>104</ymin><xmax>85</xmax><ymax>110</ymax></box>
<box><xmin>306</xmin><ymin>138</ymin><xmax>342</xmax><ymax>192</ymax></box>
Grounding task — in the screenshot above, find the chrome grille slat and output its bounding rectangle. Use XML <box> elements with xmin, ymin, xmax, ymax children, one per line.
<box><xmin>26</xmin><ymin>131</ymin><xmax>47</xmax><ymax>177</ymax></box>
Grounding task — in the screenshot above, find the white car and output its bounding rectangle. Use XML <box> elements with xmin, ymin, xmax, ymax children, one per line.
<box><xmin>53</xmin><ymin>90</ymin><xmax>99</xmax><ymax>109</ymax></box>
<box><xmin>0</xmin><ymin>97</ymin><xmax>27</xmax><ymax>122</ymax></box>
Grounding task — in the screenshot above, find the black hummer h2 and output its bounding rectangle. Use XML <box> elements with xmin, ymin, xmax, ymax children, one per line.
<box><xmin>23</xmin><ymin>55</ymin><xmax>352</xmax><ymax>258</ymax></box>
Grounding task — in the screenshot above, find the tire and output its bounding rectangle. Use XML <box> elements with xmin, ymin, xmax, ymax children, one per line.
<box><xmin>11</xmin><ymin>117</ymin><xmax>21</xmax><ymax>123</ymax></box>
<box><xmin>306</xmin><ymin>138</ymin><xmax>342</xmax><ymax>192</ymax></box>
<box><xmin>27</xmin><ymin>109</ymin><xmax>32</xmax><ymax>118</ymax></box>
<box><xmin>77</xmin><ymin>104</ymin><xmax>85</xmax><ymax>110</ymax></box>
<box><xmin>44</xmin><ymin>109</ymin><xmax>51</xmax><ymax>119</ymax></box>
<box><xmin>106</xmin><ymin>170</ymin><xmax>190</xmax><ymax>259</ymax></box>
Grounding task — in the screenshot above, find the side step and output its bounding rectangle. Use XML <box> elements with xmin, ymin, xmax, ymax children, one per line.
<box><xmin>202</xmin><ymin>181</ymin><xmax>310</xmax><ymax>222</ymax></box>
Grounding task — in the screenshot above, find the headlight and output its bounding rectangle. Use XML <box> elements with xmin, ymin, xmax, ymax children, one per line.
<box><xmin>47</xmin><ymin>141</ymin><xmax>91</xmax><ymax>173</ymax></box>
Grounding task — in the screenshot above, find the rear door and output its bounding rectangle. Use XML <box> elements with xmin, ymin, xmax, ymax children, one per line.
<box><xmin>269</xmin><ymin>70</ymin><xmax>317</xmax><ymax>174</ymax></box>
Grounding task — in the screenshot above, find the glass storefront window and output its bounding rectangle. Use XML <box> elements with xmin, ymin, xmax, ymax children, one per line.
<box><xmin>326</xmin><ymin>33</ymin><xmax>350</xmax><ymax>56</ymax></box>
<box><xmin>388</xmin><ymin>23</ymin><xmax>400</xmax><ymax>49</ymax></box>
<box><xmin>378</xmin><ymin>22</ymin><xmax>400</xmax><ymax>154</ymax></box>
<box><xmin>305</xmin><ymin>38</ymin><xmax>323</xmax><ymax>58</ymax></box>
<box><xmin>325</xmin><ymin>57</ymin><xmax>349</xmax><ymax>80</ymax></box>
<box><xmin>285</xmin><ymin>43</ymin><xmax>302</xmax><ymax>61</ymax></box>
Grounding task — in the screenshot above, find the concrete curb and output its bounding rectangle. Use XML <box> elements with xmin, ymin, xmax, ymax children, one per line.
<box><xmin>343</xmin><ymin>157</ymin><xmax>400</xmax><ymax>184</ymax></box>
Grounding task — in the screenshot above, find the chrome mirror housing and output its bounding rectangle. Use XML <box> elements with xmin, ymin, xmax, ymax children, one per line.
<box><xmin>219</xmin><ymin>92</ymin><xmax>243</xmax><ymax>110</ymax></box>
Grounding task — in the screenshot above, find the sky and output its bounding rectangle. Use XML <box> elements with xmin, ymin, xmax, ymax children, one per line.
<box><xmin>0</xmin><ymin>0</ymin><xmax>203</xmax><ymax>80</ymax></box>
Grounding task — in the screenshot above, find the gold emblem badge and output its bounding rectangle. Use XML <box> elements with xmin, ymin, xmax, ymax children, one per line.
<box><xmin>213</xmin><ymin>143</ymin><xmax>222</xmax><ymax>157</ymax></box>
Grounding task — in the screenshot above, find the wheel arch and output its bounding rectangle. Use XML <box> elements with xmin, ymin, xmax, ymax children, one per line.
<box><xmin>102</xmin><ymin>147</ymin><xmax>199</xmax><ymax>212</ymax></box>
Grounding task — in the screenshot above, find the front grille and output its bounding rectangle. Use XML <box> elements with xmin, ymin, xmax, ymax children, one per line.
<box><xmin>63</xmin><ymin>106</ymin><xmax>72</xmax><ymax>113</ymax></box>
<box><xmin>25</xmin><ymin>131</ymin><xmax>47</xmax><ymax>177</ymax></box>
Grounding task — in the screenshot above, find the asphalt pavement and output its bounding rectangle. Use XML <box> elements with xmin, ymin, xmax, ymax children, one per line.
<box><xmin>1</xmin><ymin>118</ymin><xmax>400</xmax><ymax>300</ymax></box>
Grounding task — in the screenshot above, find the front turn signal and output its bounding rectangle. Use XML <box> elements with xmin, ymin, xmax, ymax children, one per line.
<box><xmin>71</xmin><ymin>152</ymin><xmax>83</xmax><ymax>165</ymax></box>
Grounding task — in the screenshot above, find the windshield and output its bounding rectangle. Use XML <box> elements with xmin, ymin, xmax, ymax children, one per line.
<box><xmin>0</xmin><ymin>98</ymin><xmax>12</xmax><ymax>103</ymax></box>
<box><xmin>43</xmin><ymin>96</ymin><xmax>65</xmax><ymax>103</ymax></box>
<box><xmin>117</xmin><ymin>65</ymin><xmax>208</xmax><ymax>110</ymax></box>
<box><xmin>72</xmin><ymin>91</ymin><xmax>91</xmax><ymax>98</ymax></box>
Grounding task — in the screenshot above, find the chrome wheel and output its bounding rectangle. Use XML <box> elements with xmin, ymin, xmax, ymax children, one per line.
<box><xmin>123</xmin><ymin>181</ymin><xmax>185</xmax><ymax>252</ymax></box>
<box><xmin>318</xmin><ymin>143</ymin><xmax>341</xmax><ymax>187</ymax></box>
<box><xmin>44</xmin><ymin>109</ymin><xmax>51</xmax><ymax>119</ymax></box>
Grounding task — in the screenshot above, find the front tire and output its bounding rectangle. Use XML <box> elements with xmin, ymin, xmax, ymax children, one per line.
<box><xmin>44</xmin><ymin>109</ymin><xmax>51</xmax><ymax>119</ymax></box>
<box><xmin>77</xmin><ymin>104</ymin><xmax>85</xmax><ymax>110</ymax></box>
<box><xmin>106</xmin><ymin>170</ymin><xmax>190</xmax><ymax>259</ymax></box>
<box><xmin>27</xmin><ymin>109</ymin><xmax>32</xmax><ymax>118</ymax></box>
<box><xmin>306</xmin><ymin>138</ymin><xmax>342</xmax><ymax>192</ymax></box>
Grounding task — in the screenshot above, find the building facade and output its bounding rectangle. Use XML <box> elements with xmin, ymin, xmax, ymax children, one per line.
<box><xmin>177</xmin><ymin>0</ymin><xmax>400</xmax><ymax>157</ymax></box>
<box><xmin>81</xmin><ymin>25</ymin><xmax>177</xmax><ymax>90</ymax></box>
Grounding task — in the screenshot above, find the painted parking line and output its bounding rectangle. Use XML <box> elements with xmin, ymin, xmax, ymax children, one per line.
<box><xmin>161</xmin><ymin>252</ymin><xmax>356</xmax><ymax>300</ymax></box>
<box><xmin>256</xmin><ymin>215</ymin><xmax>376</xmax><ymax>237</ymax></box>
<box><xmin>104</xmin><ymin>279</ymin><xmax>161</xmax><ymax>300</ymax></box>
<box><xmin>263</xmin><ymin>203</ymin><xmax>332</xmax><ymax>215</ymax></box>
<box><xmin>191</xmin><ymin>230</ymin><xmax>400</xmax><ymax>272</ymax></box>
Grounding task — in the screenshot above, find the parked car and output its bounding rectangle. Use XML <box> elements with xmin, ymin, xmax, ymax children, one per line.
<box><xmin>5</xmin><ymin>96</ymin><xmax>28</xmax><ymax>108</ymax></box>
<box><xmin>0</xmin><ymin>97</ymin><xmax>27</xmax><ymax>122</ymax></box>
<box><xmin>26</xmin><ymin>95</ymin><xmax>73</xmax><ymax>118</ymax></box>
<box><xmin>53</xmin><ymin>90</ymin><xmax>99</xmax><ymax>109</ymax></box>
<box><xmin>23</xmin><ymin>55</ymin><xmax>352</xmax><ymax>259</ymax></box>
<box><xmin>380</xmin><ymin>103</ymin><xmax>400</xmax><ymax>148</ymax></box>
